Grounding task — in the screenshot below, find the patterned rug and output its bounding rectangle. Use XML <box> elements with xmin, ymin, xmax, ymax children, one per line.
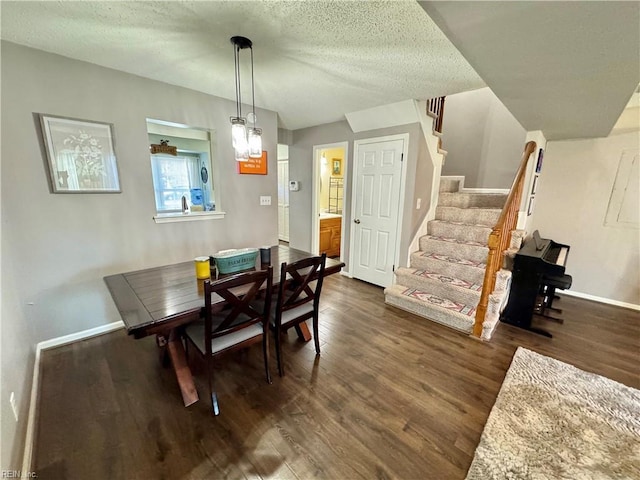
<box><xmin>466</xmin><ymin>347</ymin><xmax>640</xmax><ymax>479</ymax></box>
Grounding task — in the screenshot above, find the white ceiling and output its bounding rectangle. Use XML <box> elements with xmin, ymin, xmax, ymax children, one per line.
<box><xmin>1</xmin><ymin>1</ymin><xmax>637</xmax><ymax>139</ymax></box>
<box><xmin>420</xmin><ymin>1</ymin><xmax>640</xmax><ymax>140</ymax></box>
<box><xmin>0</xmin><ymin>0</ymin><xmax>485</xmax><ymax>131</ymax></box>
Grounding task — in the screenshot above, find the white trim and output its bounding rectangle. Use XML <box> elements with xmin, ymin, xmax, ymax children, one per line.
<box><xmin>153</xmin><ymin>211</ymin><xmax>225</xmax><ymax>223</ymax></box>
<box><xmin>21</xmin><ymin>321</ymin><xmax>124</xmax><ymax>473</ymax></box>
<box><xmin>311</xmin><ymin>141</ymin><xmax>349</xmax><ymax>256</ymax></box>
<box><xmin>350</xmin><ymin>133</ymin><xmax>409</xmax><ymax>288</ymax></box>
<box><xmin>37</xmin><ymin>321</ymin><xmax>124</xmax><ymax>350</ymax></box>
<box><xmin>560</xmin><ymin>290</ymin><xmax>640</xmax><ymax>311</ymax></box>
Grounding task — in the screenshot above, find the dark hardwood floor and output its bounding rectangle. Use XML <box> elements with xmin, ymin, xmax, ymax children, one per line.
<box><xmin>34</xmin><ymin>275</ymin><xmax>639</xmax><ymax>479</ymax></box>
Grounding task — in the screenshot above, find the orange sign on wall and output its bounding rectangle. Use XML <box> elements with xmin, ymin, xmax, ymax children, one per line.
<box><xmin>238</xmin><ymin>151</ymin><xmax>268</xmax><ymax>175</ymax></box>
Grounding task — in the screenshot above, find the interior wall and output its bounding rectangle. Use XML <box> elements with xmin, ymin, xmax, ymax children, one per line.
<box><xmin>531</xmin><ymin>131</ymin><xmax>639</xmax><ymax>305</ymax></box>
<box><xmin>290</xmin><ymin>120</ymin><xmax>429</xmax><ymax>272</ymax></box>
<box><xmin>1</xmin><ymin>41</ymin><xmax>279</xmax><ymax>468</ymax></box>
<box><xmin>442</xmin><ymin>87</ymin><xmax>527</xmax><ymax>188</ymax></box>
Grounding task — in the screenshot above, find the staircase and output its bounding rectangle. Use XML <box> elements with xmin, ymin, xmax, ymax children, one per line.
<box><xmin>384</xmin><ymin>177</ymin><xmax>523</xmax><ymax>340</ymax></box>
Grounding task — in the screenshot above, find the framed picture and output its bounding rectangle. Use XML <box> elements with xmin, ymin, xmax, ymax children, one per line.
<box><xmin>527</xmin><ymin>195</ymin><xmax>535</xmax><ymax>216</ymax></box>
<box><xmin>332</xmin><ymin>158</ymin><xmax>342</xmax><ymax>176</ymax></box>
<box><xmin>531</xmin><ymin>174</ymin><xmax>539</xmax><ymax>195</ymax></box>
<box><xmin>535</xmin><ymin>148</ymin><xmax>544</xmax><ymax>173</ymax></box>
<box><xmin>237</xmin><ymin>150</ymin><xmax>268</xmax><ymax>175</ymax></box>
<box><xmin>40</xmin><ymin>114</ymin><xmax>121</xmax><ymax>193</ymax></box>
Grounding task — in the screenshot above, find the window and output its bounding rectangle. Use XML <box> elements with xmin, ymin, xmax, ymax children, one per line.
<box><xmin>151</xmin><ymin>153</ymin><xmax>204</xmax><ymax>212</ymax></box>
<box><xmin>147</xmin><ymin>119</ymin><xmax>220</xmax><ymax>220</ymax></box>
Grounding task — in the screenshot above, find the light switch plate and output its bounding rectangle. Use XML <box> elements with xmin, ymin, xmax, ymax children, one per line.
<box><xmin>260</xmin><ymin>196</ymin><xmax>271</xmax><ymax>206</ymax></box>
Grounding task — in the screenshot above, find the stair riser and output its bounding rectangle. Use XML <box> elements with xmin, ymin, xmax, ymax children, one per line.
<box><xmin>418</xmin><ymin>237</ymin><xmax>489</xmax><ymax>264</ymax></box>
<box><xmin>428</xmin><ymin>221</ymin><xmax>492</xmax><ymax>244</ymax></box>
<box><xmin>439</xmin><ymin>178</ymin><xmax>461</xmax><ymax>193</ymax></box>
<box><xmin>395</xmin><ymin>271</ymin><xmax>480</xmax><ymax>307</ymax></box>
<box><xmin>410</xmin><ymin>253</ymin><xmax>486</xmax><ymax>285</ymax></box>
<box><xmin>435</xmin><ymin>206</ymin><xmax>501</xmax><ymax>227</ymax></box>
<box><xmin>385</xmin><ymin>291</ymin><xmax>474</xmax><ymax>334</ymax></box>
<box><xmin>438</xmin><ymin>193</ymin><xmax>507</xmax><ymax>208</ymax></box>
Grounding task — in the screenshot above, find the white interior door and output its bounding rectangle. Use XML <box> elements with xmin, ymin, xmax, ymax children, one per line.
<box><xmin>277</xmin><ymin>160</ymin><xmax>290</xmax><ymax>242</ymax></box>
<box><xmin>351</xmin><ymin>138</ymin><xmax>404</xmax><ymax>287</ymax></box>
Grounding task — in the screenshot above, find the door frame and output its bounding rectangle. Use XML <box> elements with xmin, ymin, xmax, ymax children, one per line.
<box><xmin>349</xmin><ymin>133</ymin><xmax>409</xmax><ymax>285</ymax></box>
<box><xmin>277</xmin><ymin>159</ymin><xmax>290</xmax><ymax>242</ymax></box>
<box><xmin>311</xmin><ymin>141</ymin><xmax>349</xmax><ymax>258</ymax></box>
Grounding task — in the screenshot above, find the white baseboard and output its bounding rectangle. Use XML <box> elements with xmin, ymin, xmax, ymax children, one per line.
<box><xmin>560</xmin><ymin>290</ymin><xmax>640</xmax><ymax>311</ymax></box>
<box><xmin>21</xmin><ymin>321</ymin><xmax>124</xmax><ymax>474</ymax></box>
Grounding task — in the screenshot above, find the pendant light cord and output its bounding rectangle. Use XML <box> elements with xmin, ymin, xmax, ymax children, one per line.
<box><xmin>234</xmin><ymin>44</ymin><xmax>242</xmax><ymax>118</ymax></box>
<box><xmin>250</xmin><ymin>47</ymin><xmax>256</xmax><ymax>127</ymax></box>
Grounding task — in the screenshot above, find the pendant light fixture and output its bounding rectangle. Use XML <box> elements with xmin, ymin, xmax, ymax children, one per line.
<box><xmin>230</xmin><ymin>36</ymin><xmax>262</xmax><ymax>161</ymax></box>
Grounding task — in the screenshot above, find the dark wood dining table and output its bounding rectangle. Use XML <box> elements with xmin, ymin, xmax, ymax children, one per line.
<box><xmin>104</xmin><ymin>245</ymin><xmax>344</xmax><ymax>407</ymax></box>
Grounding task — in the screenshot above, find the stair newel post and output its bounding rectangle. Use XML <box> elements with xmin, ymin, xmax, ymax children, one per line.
<box><xmin>473</xmin><ymin>228</ymin><xmax>501</xmax><ymax>337</ymax></box>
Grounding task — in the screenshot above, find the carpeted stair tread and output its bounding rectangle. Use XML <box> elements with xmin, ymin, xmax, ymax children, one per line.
<box><xmin>419</xmin><ymin>235</ymin><xmax>489</xmax><ymax>264</ymax></box>
<box><xmin>384</xmin><ymin>284</ymin><xmax>475</xmax><ymax>333</ymax></box>
<box><xmin>428</xmin><ymin>220</ymin><xmax>493</xmax><ymax>244</ymax></box>
<box><xmin>436</xmin><ymin>206</ymin><xmax>501</xmax><ymax>227</ymax></box>
<box><xmin>395</xmin><ymin>267</ymin><xmax>482</xmax><ymax>307</ymax></box>
<box><xmin>422</xmin><ymin>234</ymin><xmax>486</xmax><ymax>247</ymax></box>
<box><xmin>410</xmin><ymin>252</ymin><xmax>486</xmax><ymax>286</ymax></box>
<box><xmin>438</xmin><ymin>192</ymin><xmax>507</xmax><ymax>209</ymax></box>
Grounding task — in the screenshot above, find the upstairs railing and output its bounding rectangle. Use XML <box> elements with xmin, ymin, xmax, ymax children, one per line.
<box><xmin>473</xmin><ymin>141</ymin><xmax>537</xmax><ymax>338</ymax></box>
<box><xmin>427</xmin><ymin>96</ymin><xmax>446</xmax><ymax>134</ymax></box>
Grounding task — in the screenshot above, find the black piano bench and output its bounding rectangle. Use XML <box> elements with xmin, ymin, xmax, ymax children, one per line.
<box><xmin>538</xmin><ymin>273</ymin><xmax>572</xmax><ymax>322</ymax></box>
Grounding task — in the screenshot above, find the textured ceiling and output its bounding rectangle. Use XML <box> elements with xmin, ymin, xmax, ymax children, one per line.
<box><xmin>0</xmin><ymin>0</ymin><xmax>485</xmax><ymax>131</ymax></box>
<box><xmin>420</xmin><ymin>1</ymin><xmax>640</xmax><ymax>140</ymax></box>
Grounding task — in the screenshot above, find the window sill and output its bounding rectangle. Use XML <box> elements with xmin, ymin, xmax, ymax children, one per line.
<box><xmin>153</xmin><ymin>211</ymin><xmax>226</xmax><ymax>224</ymax></box>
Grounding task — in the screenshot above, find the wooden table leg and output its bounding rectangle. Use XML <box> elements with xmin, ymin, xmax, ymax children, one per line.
<box><xmin>295</xmin><ymin>322</ymin><xmax>312</xmax><ymax>342</ymax></box>
<box><xmin>156</xmin><ymin>335</ymin><xmax>170</xmax><ymax>367</ymax></box>
<box><xmin>166</xmin><ymin>335</ymin><xmax>199</xmax><ymax>407</ymax></box>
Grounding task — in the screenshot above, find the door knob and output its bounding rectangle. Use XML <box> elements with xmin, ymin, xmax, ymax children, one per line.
<box><xmin>354</xmin><ymin>219</ymin><xmax>361</xmax><ymax>224</ymax></box>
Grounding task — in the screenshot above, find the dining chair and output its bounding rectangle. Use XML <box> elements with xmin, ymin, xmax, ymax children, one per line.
<box><xmin>273</xmin><ymin>253</ymin><xmax>326</xmax><ymax>376</ymax></box>
<box><xmin>183</xmin><ymin>267</ymin><xmax>273</xmax><ymax>415</ymax></box>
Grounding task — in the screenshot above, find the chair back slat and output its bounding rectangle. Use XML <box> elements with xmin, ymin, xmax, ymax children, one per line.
<box><xmin>203</xmin><ymin>268</ymin><xmax>272</xmax><ymax>353</ymax></box>
<box><xmin>278</xmin><ymin>255</ymin><xmax>326</xmax><ymax>314</ymax></box>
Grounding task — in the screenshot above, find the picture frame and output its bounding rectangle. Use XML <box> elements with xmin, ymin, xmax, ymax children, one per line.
<box><xmin>531</xmin><ymin>174</ymin><xmax>539</xmax><ymax>195</ymax></box>
<box><xmin>535</xmin><ymin>148</ymin><xmax>544</xmax><ymax>173</ymax></box>
<box><xmin>527</xmin><ymin>195</ymin><xmax>535</xmax><ymax>216</ymax></box>
<box><xmin>39</xmin><ymin>114</ymin><xmax>121</xmax><ymax>193</ymax></box>
<box><xmin>332</xmin><ymin>158</ymin><xmax>342</xmax><ymax>176</ymax></box>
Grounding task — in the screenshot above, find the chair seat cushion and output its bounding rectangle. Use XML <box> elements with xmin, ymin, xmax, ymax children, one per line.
<box><xmin>185</xmin><ymin>320</ymin><xmax>263</xmax><ymax>355</ymax></box>
<box><xmin>280</xmin><ymin>302</ymin><xmax>314</xmax><ymax>326</ymax></box>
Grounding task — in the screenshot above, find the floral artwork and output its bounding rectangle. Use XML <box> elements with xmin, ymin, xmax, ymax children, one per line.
<box><xmin>39</xmin><ymin>114</ymin><xmax>121</xmax><ymax>193</ymax></box>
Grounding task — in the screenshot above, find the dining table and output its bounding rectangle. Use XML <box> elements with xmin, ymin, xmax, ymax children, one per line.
<box><xmin>104</xmin><ymin>245</ymin><xmax>344</xmax><ymax>407</ymax></box>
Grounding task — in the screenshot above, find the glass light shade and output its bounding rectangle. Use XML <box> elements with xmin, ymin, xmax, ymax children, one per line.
<box><xmin>248</xmin><ymin>128</ymin><xmax>262</xmax><ymax>158</ymax></box>
<box><xmin>235</xmin><ymin>146</ymin><xmax>250</xmax><ymax>162</ymax></box>
<box><xmin>231</xmin><ymin>118</ymin><xmax>247</xmax><ymax>150</ymax></box>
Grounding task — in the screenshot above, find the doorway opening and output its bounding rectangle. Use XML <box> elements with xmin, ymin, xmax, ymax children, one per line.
<box><xmin>277</xmin><ymin>144</ymin><xmax>290</xmax><ymax>243</ymax></box>
<box><xmin>312</xmin><ymin>142</ymin><xmax>348</xmax><ymax>260</ymax></box>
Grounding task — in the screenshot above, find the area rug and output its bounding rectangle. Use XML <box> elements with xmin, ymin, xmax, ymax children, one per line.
<box><xmin>466</xmin><ymin>347</ymin><xmax>640</xmax><ymax>479</ymax></box>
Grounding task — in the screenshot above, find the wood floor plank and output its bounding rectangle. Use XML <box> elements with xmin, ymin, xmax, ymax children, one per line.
<box><xmin>33</xmin><ymin>275</ymin><xmax>640</xmax><ymax>479</ymax></box>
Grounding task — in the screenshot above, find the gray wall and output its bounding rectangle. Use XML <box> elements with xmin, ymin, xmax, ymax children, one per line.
<box><xmin>532</xmin><ymin>131</ymin><xmax>639</xmax><ymax>305</ymax></box>
<box><xmin>442</xmin><ymin>88</ymin><xmax>527</xmax><ymax>188</ymax></box>
<box><xmin>289</xmin><ymin>120</ymin><xmax>430</xmax><ymax>271</ymax></box>
<box><xmin>1</xmin><ymin>41</ymin><xmax>279</xmax><ymax>469</ymax></box>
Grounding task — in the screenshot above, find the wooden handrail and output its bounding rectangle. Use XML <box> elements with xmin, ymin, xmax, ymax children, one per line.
<box><xmin>472</xmin><ymin>141</ymin><xmax>537</xmax><ymax>338</ymax></box>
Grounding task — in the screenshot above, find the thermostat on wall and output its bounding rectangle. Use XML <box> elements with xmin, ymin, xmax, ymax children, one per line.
<box><xmin>289</xmin><ymin>180</ymin><xmax>300</xmax><ymax>191</ymax></box>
